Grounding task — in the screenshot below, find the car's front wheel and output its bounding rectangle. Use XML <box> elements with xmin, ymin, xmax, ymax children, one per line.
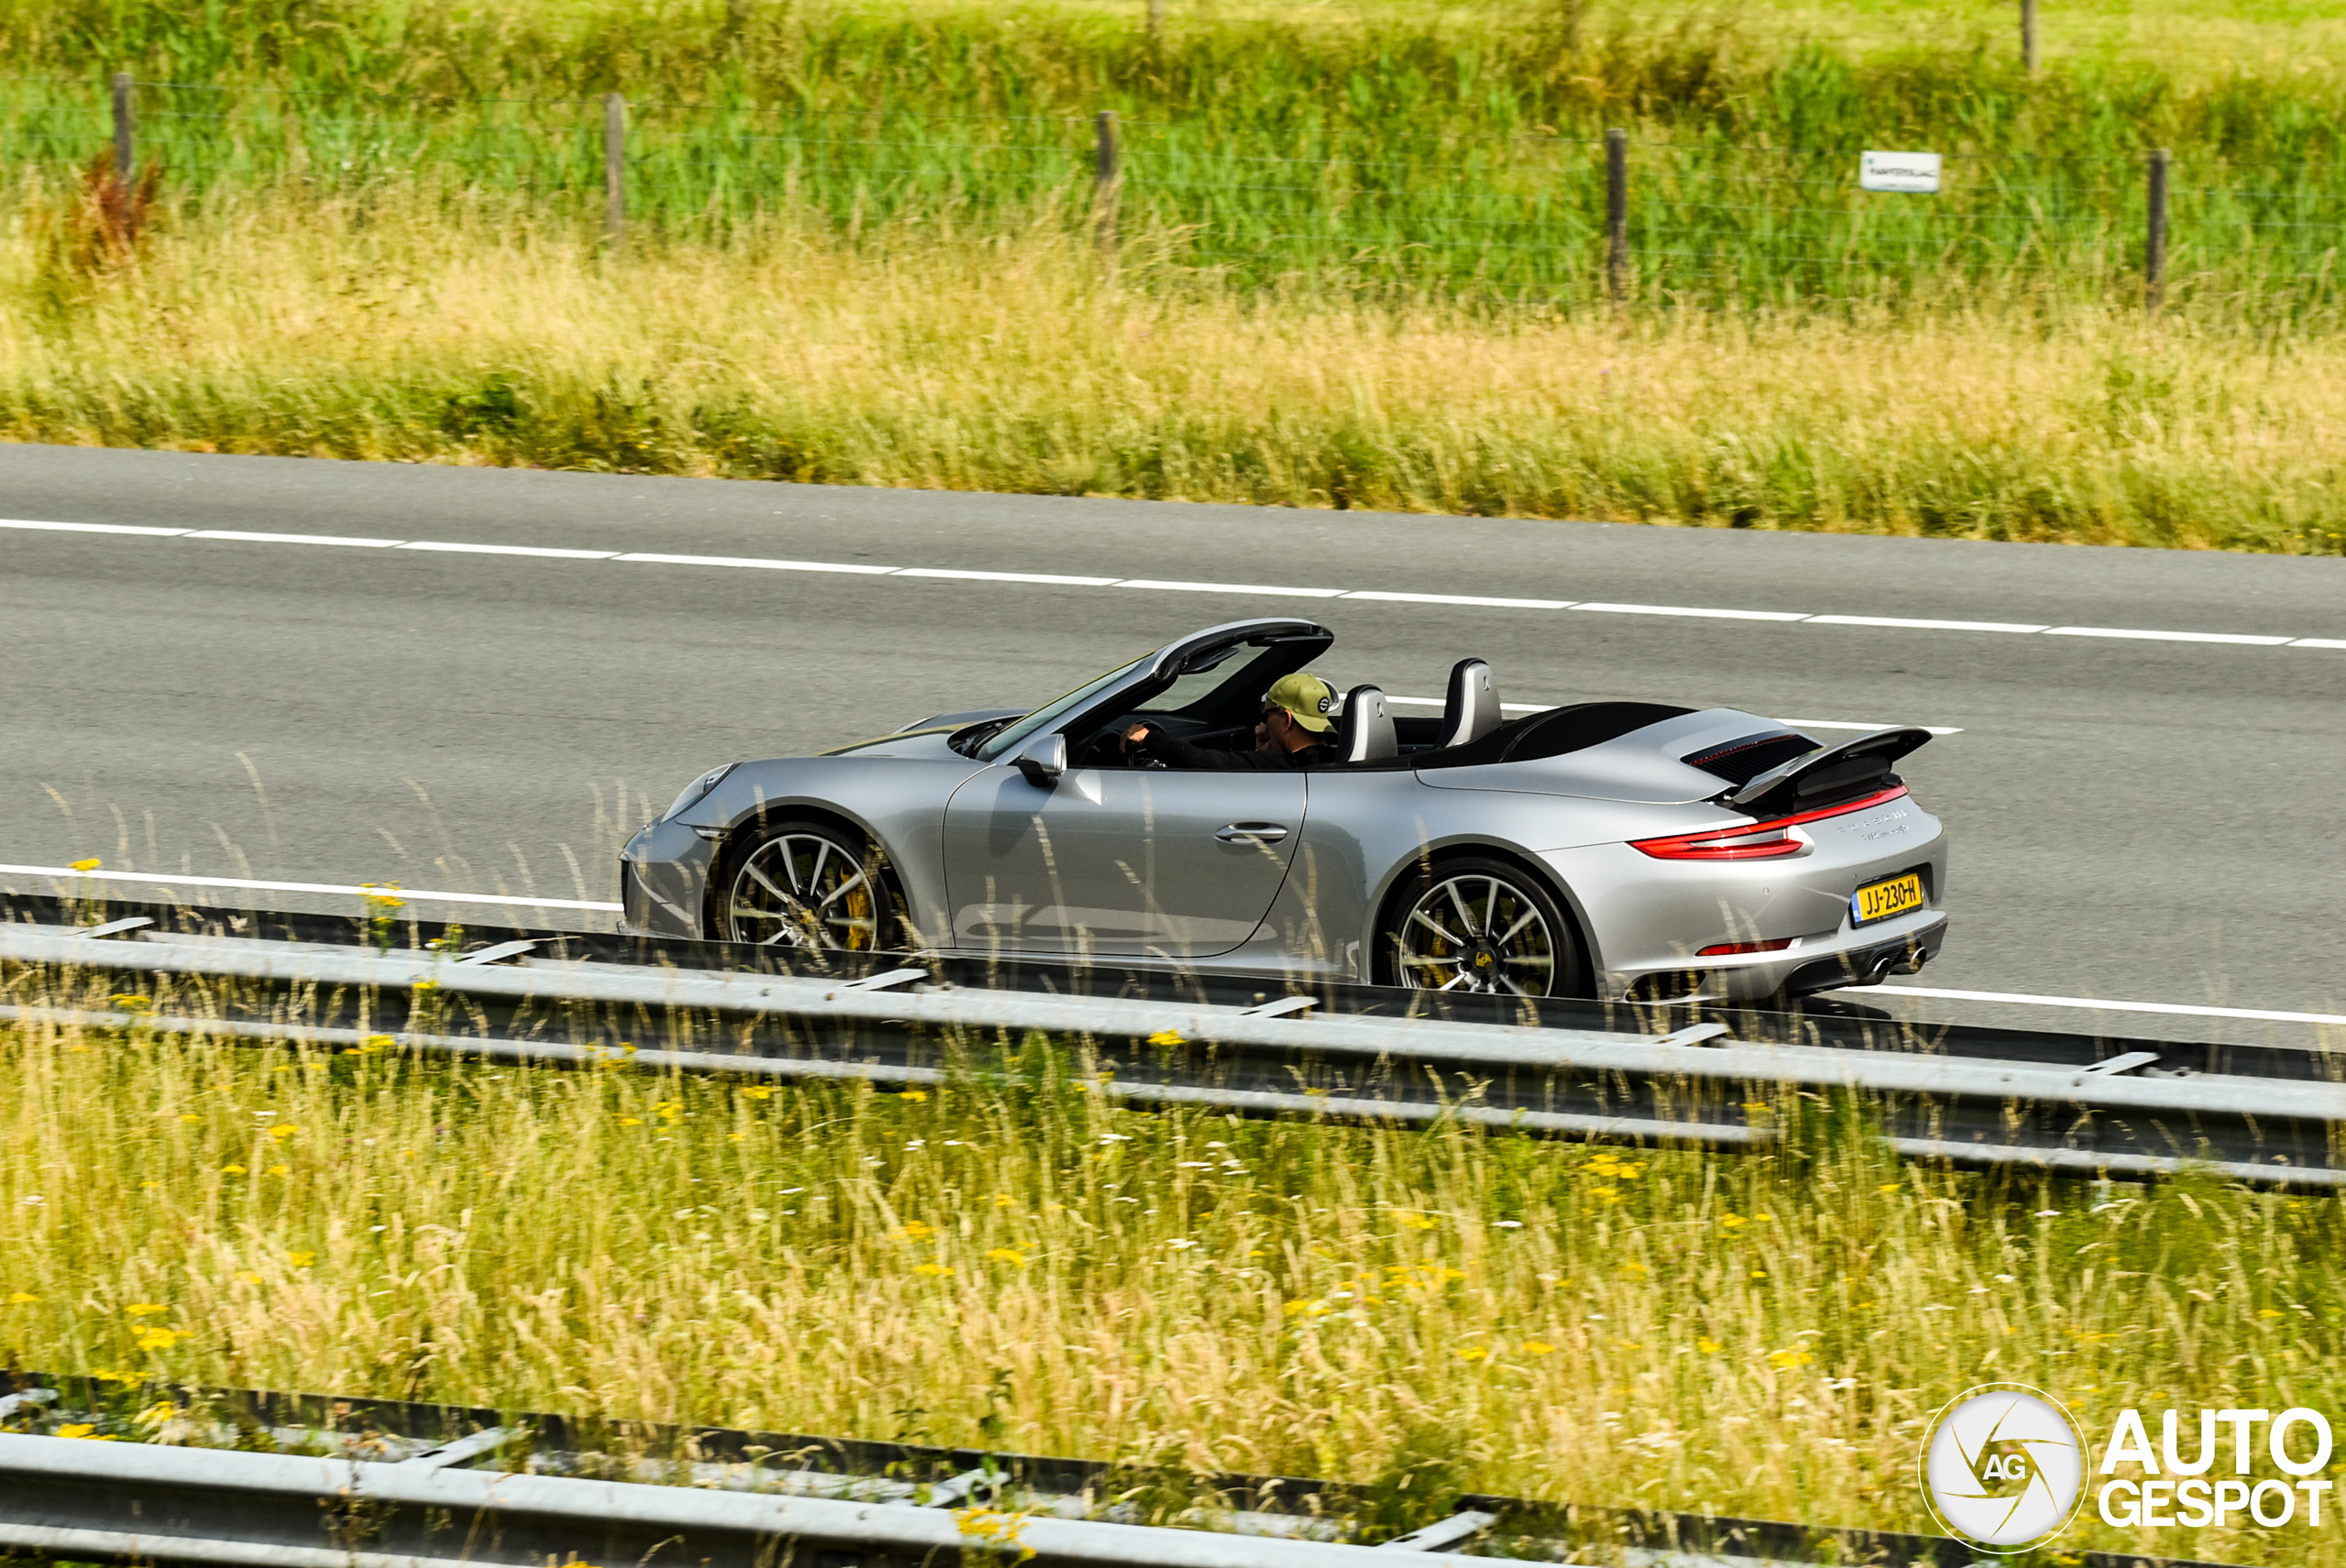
<box><xmin>715</xmin><ymin>818</ymin><xmax>898</xmax><ymax>953</ymax></box>
<box><xmin>1376</xmin><ymin>856</ymin><xmax>1585</xmax><ymax>997</ymax></box>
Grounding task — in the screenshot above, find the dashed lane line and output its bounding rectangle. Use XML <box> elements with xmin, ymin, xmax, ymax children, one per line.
<box><xmin>4</xmin><ymin>517</ymin><xmax>2340</xmax><ymax>649</ymax></box>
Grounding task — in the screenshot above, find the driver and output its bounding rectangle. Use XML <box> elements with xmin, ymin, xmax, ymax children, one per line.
<box><xmin>1122</xmin><ymin>674</ymin><xmax>1338</xmax><ymax>771</ymax></box>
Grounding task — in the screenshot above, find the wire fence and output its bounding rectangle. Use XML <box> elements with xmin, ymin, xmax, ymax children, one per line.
<box><xmin>5</xmin><ymin>74</ymin><xmax>2343</xmax><ymax>307</ymax></box>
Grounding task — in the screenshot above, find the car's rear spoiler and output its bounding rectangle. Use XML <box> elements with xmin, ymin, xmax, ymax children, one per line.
<box><xmin>1727</xmin><ymin>727</ymin><xmax>1935</xmax><ymax>817</ymax></box>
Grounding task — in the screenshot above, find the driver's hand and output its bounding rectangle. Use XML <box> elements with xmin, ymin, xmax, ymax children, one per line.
<box><xmin>1123</xmin><ymin>722</ymin><xmax>1153</xmax><ymax>751</ymax></box>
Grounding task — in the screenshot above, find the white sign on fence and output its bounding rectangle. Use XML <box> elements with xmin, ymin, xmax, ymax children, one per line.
<box><xmin>1859</xmin><ymin>150</ymin><xmax>1943</xmax><ymax>193</ymax></box>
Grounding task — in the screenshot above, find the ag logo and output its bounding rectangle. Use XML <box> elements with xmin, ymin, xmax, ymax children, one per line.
<box><xmin>1918</xmin><ymin>1384</ymin><xmax>2086</xmax><ymax>1552</ymax></box>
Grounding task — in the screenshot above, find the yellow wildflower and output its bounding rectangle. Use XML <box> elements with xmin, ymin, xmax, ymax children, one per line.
<box><xmin>267</xmin><ymin>1165</ymin><xmax>291</xmax><ymax>1176</ymax></box>
<box><xmin>7</xmin><ymin>1293</ymin><xmax>38</xmax><ymax>1305</ymax></box>
<box><xmin>900</xmin><ymin>1089</ymin><xmax>928</xmax><ymax>1102</ymax></box>
<box><xmin>986</xmin><ymin>1248</ymin><xmax>1029</xmax><ymax>1266</ymax></box>
<box><xmin>1698</xmin><ymin>1336</ymin><xmax>1724</xmax><ymax>1354</ymax></box>
<box><xmin>617</xmin><ymin>1116</ymin><xmax>642</xmax><ymax>1126</ymax></box>
<box><xmin>287</xmin><ymin>1251</ymin><xmax>315</xmax><ymax>1268</ymax></box>
<box><xmin>915</xmin><ymin>1262</ymin><xmax>955</xmax><ymax>1277</ymax></box>
<box><xmin>1525</xmin><ymin>1342</ymin><xmax>1554</xmax><ymax>1354</ymax></box>
<box><xmin>134</xmin><ymin>1327</ymin><xmax>181</xmax><ymax>1352</ymax></box>
<box><xmin>125</xmin><ymin>1303</ymin><xmax>169</xmax><ymax>1316</ymax></box>
<box><xmin>1455</xmin><ymin>1345</ymin><xmax>1489</xmax><ymax>1361</ymax></box>
<box><xmin>1767</xmin><ymin>1347</ymin><xmax>1814</xmax><ymax>1369</ymax></box>
<box><xmin>70</xmin><ymin>858</ymin><xmax>101</xmax><ymax>872</ymax></box>
<box><xmin>740</xmin><ymin>1086</ymin><xmax>775</xmax><ymax>1100</ymax></box>
<box><xmin>221</xmin><ymin>1164</ymin><xmax>247</xmax><ymax>1175</ymax></box>
<box><xmin>1146</xmin><ymin>1030</ymin><xmax>1184</xmax><ymax>1047</ymax></box>
<box><xmin>891</xmin><ymin>1222</ymin><xmax>935</xmax><ymax>1241</ymax></box>
<box><xmin>56</xmin><ymin>1423</ymin><xmax>114</xmax><ymax>1441</ymax></box>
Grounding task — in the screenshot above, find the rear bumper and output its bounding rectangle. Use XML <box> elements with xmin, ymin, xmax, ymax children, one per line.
<box><xmin>1606</xmin><ymin>911</ymin><xmax>1948</xmax><ymax>1005</ymax></box>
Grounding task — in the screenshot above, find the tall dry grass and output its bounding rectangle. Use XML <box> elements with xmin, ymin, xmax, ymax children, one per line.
<box><xmin>4</xmin><ymin>183</ymin><xmax>2343</xmax><ymax>553</ymax></box>
<box><xmin>4</xmin><ymin>1011</ymin><xmax>2343</xmax><ymax>1563</ymax></box>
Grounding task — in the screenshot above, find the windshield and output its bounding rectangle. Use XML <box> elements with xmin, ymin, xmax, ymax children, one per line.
<box><xmin>975</xmin><ymin>655</ymin><xmax>1150</xmax><ymax>762</ymax></box>
<box><xmin>1132</xmin><ymin>641</ymin><xmax>1293</xmax><ymax>718</ymax></box>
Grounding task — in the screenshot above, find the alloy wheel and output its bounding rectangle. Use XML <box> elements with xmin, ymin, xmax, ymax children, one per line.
<box><xmin>724</xmin><ymin>831</ymin><xmax>880</xmax><ymax>950</ymax></box>
<box><xmin>1389</xmin><ymin>872</ymin><xmax>1558</xmax><ymax>995</ymax></box>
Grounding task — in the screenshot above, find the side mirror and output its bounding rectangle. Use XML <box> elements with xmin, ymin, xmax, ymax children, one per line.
<box><xmin>1010</xmin><ymin>731</ymin><xmax>1068</xmax><ymax>786</ymax></box>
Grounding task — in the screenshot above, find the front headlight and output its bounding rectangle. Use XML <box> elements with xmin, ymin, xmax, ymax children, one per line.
<box><xmin>663</xmin><ymin>763</ymin><xmax>736</xmax><ymax>822</ymax></box>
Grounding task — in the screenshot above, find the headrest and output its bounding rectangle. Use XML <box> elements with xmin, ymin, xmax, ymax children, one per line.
<box><xmin>1441</xmin><ymin>659</ymin><xmax>1501</xmax><ymax>750</ymax></box>
<box><xmin>1339</xmin><ymin>685</ymin><xmax>1398</xmax><ymax>763</ymax></box>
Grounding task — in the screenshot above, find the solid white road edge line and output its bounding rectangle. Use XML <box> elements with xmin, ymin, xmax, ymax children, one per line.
<box><xmin>1845</xmin><ymin>983</ymin><xmax>2346</xmax><ymax>1029</ymax></box>
<box><xmin>3</xmin><ymin>517</ymin><xmax>2340</xmax><ymax>647</ymax></box>
<box><xmin>0</xmin><ymin>864</ymin><xmax>621</xmax><ymax>913</ymax></box>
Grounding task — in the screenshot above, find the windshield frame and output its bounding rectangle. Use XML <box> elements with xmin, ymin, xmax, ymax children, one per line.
<box><xmin>973</xmin><ymin>655</ymin><xmax>1151</xmax><ymax>762</ymax></box>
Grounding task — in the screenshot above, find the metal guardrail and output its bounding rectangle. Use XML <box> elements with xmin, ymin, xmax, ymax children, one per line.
<box><xmin>0</xmin><ymin>1373</ymin><xmax>2251</xmax><ymax>1568</ymax></box>
<box><xmin>3</xmin><ymin>897</ymin><xmax>2342</xmax><ymax>1186</ymax></box>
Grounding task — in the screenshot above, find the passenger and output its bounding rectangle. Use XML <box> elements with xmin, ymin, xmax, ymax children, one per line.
<box><xmin>1122</xmin><ymin>674</ymin><xmax>1338</xmax><ymax>771</ymax></box>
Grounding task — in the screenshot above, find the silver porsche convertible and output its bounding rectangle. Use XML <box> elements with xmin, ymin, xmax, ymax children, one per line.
<box><xmin>620</xmin><ymin>618</ymin><xmax>1948</xmax><ymax>1003</ymax></box>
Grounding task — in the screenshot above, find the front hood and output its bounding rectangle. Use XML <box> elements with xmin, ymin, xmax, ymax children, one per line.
<box><xmin>1415</xmin><ymin>707</ymin><xmax>1799</xmax><ymax>804</ymax></box>
<box><xmin>819</xmin><ymin>728</ymin><xmax>970</xmax><ymax>761</ymax></box>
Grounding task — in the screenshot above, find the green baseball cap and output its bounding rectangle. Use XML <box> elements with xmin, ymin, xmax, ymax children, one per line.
<box><xmin>1265</xmin><ymin>673</ymin><xmax>1337</xmax><ymax>733</ymax></box>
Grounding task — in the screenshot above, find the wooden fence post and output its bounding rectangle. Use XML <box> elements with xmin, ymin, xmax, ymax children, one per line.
<box><xmin>603</xmin><ymin>93</ymin><xmax>627</xmax><ymax>250</ymax></box>
<box><xmin>1605</xmin><ymin>127</ymin><xmax>1628</xmax><ymax>303</ymax></box>
<box><xmin>1094</xmin><ymin>110</ymin><xmax>1120</xmax><ymax>260</ymax></box>
<box><xmin>111</xmin><ymin>71</ymin><xmax>134</xmax><ymax>183</ymax></box>
<box><xmin>2145</xmin><ymin>147</ymin><xmax>2169</xmax><ymax>311</ymax></box>
<box><xmin>2021</xmin><ymin>0</ymin><xmax>2039</xmax><ymax>74</ymax></box>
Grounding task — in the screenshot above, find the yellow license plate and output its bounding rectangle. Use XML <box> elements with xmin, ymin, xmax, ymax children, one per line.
<box><xmin>1851</xmin><ymin>872</ymin><xmax>1925</xmax><ymax>927</ymax></box>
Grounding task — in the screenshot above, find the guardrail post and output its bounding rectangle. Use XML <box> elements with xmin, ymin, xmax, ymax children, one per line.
<box><xmin>2144</xmin><ymin>147</ymin><xmax>2169</xmax><ymax>311</ymax></box>
<box><xmin>1605</xmin><ymin>127</ymin><xmax>1628</xmax><ymax>304</ymax></box>
<box><xmin>1093</xmin><ymin>109</ymin><xmax>1120</xmax><ymax>261</ymax></box>
<box><xmin>111</xmin><ymin>71</ymin><xmax>133</xmax><ymax>183</ymax></box>
<box><xmin>602</xmin><ymin>93</ymin><xmax>627</xmax><ymax>250</ymax></box>
<box><xmin>2021</xmin><ymin>0</ymin><xmax>2039</xmax><ymax>73</ymax></box>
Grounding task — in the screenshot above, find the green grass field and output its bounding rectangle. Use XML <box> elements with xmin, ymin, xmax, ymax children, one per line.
<box><xmin>5</xmin><ymin>1014</ymin><xmax>2345</xmax><ymax>1563</ymax></box>
<box><xmin>2</xmin><ymin>0</ymin><xmax>2344</xmax><ymax>546</ymax></box>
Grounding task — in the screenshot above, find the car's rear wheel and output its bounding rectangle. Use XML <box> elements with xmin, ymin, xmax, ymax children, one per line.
<box><xmin>1376</xmin><ymin>856</ymin><xmax>1585</xmax><ymax>997</ymax></box>
<box><xmin>716</xmin><ymin>818</ymin><xmax>896</xmax><ymax>953</ymax></box>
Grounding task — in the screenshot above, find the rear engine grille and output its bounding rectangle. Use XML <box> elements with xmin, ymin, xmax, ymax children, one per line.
<box><xmin>1683</xmin><ymin>731</ymin><xmax>1817</xmax><ymax>786</ymax></box>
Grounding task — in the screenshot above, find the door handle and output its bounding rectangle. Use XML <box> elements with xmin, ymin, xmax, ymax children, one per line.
<box><xmin>1215</xmin><ymin>822</ymin><xmax>1290</xmax><ymax>844</ymax></box>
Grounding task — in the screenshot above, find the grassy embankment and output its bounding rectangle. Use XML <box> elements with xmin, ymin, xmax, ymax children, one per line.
<box><xmin>2</xmin><ymin>0</ymin><xmax>2344</xmax><ymax>548</ymax></box>
<box><xmin>5</xmin><ymin>1014</ymin><xmax>2345</xmax><ymax>1563</ymax></box>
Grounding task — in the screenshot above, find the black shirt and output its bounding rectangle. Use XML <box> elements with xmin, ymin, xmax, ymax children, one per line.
<box><xmin>1135</xmin><ymin>729</ymin><xmax>1332</xmax><ymax>772</ymax></box>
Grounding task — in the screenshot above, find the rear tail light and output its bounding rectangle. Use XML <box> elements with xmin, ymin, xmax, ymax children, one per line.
<box><xmin>1629</xmin><ymin>784</ymin><xmax>1909</xmax><ymax>861</ymax></box>
<box><xmin>1697</xmin><ymin>938</ymin><xmax>1796</xmax><ymax>957</ymax></box>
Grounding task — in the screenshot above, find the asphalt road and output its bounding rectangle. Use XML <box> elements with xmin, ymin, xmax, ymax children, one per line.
<box><xmin>4</xmin><ymin>443</ymin><xmax>2341</xmax><ymax>1047</ymax></box>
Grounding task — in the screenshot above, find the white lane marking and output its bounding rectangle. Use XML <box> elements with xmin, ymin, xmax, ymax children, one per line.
<box><xmin>0</xmin><ymin>864</ymin><xmax>621</xmax><ymax>912</ymax></box>
<box><xmin>0</xmin><ymin>517</ymin><xmax>190</xmax><ymax>537</ymax></box>
<box><xmin>10</xmin><ymin>518</ymin><xmax>2341</xmax><ymax>647</ymax></box>
<box><xmin>1847</xmin><ymin>983</ymin><xmax>2346</xmax><ymax>1029</ymax></box>
<box><xmin>2044</xmin><ymin>626</ymin><xmax>2294</xmax><ymax>646</ymax></box>
<box><xmin>1344</xmin><ymin>590</ymin><xmax>1579</xmax><ymax>609</ymax></box>
<box><xmin>1805</xmin><ymin>614</ymin><xmax>2049</xmax><ymax>633</ymax></box>
<box><xmin>400</xmin><ymin>541</ymin><xmax>620</xmax><ymax>560</ymax></box>
<box><xmin>1118</xmin><ymin>578</ymin><xmax>1350</xmax><ymax>598</ymax></box>
<box><xmin>613</xmin><ymin>551</ymin><xmax>897</xmax><ymax>575</ymax></box>
<box><xmin>898</xmin><ymin>567</ymin><xmax>1122</xmax><ymax>587</ymax></box>
<box><xmin>187</xmin><ymin>529</ymin><xmax>401</xmax><ymax>547</ymax></box>
<box><xmin>1574</xmin><ymin>602</ymin><xmax>1811</xmax><ymax>622</ymax></box>
<box><xmin>1777</xmin><ymin>718</ymin><xmax>1966</xmax><ymax>735</ymax></box>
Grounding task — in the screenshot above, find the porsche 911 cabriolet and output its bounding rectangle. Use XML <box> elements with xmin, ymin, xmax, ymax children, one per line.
<box><xmin>620</xmin><ymin>618</ymin><xmax>1947</xmax><ymax>1003</ymax></box>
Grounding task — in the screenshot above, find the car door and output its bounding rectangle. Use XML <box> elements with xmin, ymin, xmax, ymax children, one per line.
<box><xmin>940</xmin><ymin>762</ymin><xmax>1306</xmax><ymax>958</ymax></box>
